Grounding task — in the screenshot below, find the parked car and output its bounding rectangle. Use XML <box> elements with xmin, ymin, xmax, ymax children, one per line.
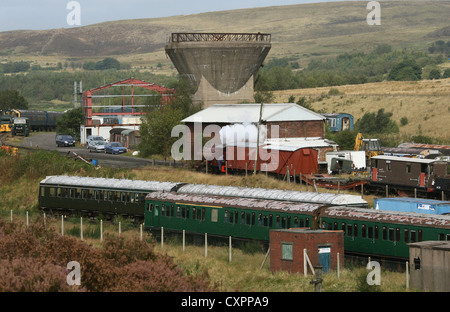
<box><xmin>86</xmin><ymin>135</ymin><xmax>106</xmax><ymax>147</ymax></box>
<box><xmin>56</xmin><ymin>135</ymin><xmax>75</xmax><ymax>147</ymax></box>
<box><xmin>88</xmin><ymin>140</ymin><xmax>106</xmax><ymax>153</ymax></box>
<box><xmin>104</xmin><ymin>142</ymin><xmax>127</xmax><ymax>154</ymax></box>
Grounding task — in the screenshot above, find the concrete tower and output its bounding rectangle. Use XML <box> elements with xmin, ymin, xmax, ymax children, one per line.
<box><xmin>165</xmin><ymin>33</ymin><xmax>271</xmax><ymax>107</ymax></box>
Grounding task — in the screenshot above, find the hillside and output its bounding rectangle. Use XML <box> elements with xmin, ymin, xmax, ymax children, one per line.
<box><xmin>1</xmin><ymin>1</ymin><xmax>450</xmax><ymax>69</ymax></box>
<box><xmin>273</xmin><ymin>78</ymin><xmax>450</xmax><ymax>142</ymax></box>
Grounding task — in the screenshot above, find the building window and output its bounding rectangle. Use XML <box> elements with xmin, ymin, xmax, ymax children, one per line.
<box><xmin>406</xmin><ymin>164</ymin><xmax>411</xmax><ymax>173</ymax></box>
<box><xmin>281</xmin><ymin>243</ymin><xmax>293</xmax><ymax>261</ymax></box>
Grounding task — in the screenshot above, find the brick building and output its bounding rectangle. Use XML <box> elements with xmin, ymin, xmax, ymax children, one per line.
<box><xmin>269</xmin><ymin>228</ymin><xmax>344</xmax><ymax>274</ymax></box>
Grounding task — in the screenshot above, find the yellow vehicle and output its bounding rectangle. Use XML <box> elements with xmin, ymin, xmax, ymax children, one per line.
<box><xmin>0</xmin><ymin>115</ymin><xmax>13</xmax><ymax>133</ymax></box>
<box><xmin>354</xmin><ymin>132</ymin><xmax>384</xmax><ymax>159</ymax></box>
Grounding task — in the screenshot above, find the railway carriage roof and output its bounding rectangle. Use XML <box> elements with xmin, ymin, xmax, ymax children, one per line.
<box><xmin>40</xmin><ymin>175</ymin><xmax>178</xmax><ymax>192</ymax></box>
<box><xmin>145</xmin><ymin>192</ymin><xmax>322</xmax><ymax>214</ymax></box>
<box><xmin>176</xmin><ymin>184</ymin><xmax>367</xmax><ymax>206</ymax></box>
<box><xmin>322</xmin><ymin>206</ymin><xmax>450</xmax><ymax>228</ymax></box>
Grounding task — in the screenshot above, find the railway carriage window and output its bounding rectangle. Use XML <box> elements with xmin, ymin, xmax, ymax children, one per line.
<box><xmin>186</xmin><ymin>207</ymin><xmax>190</xmax><ymax>219</ymax></box>
<box><xmin>276</xmin><ymin>216</ymin><xmax>280</xmax><ymax>228</ymax></box>
<box><xmin>375</xmin><ymin>226</ymin><xmax>379</xmax><ymax>239</ymax></box>
<box><xmin>224</xmin><ymin>210</ymin><xmax>229</xmax><ymax>223</ymax></box>
<box><xmin>252</xmin><ymin>213</ymin><xmax>256</xmax><ymax>226</ymax></box>
<box><xmin>147</xmin><ymin>204</ymin><xmax>153</xmax><ymax>212</ymax></box>
<box><xmin>410</xmin><ymin>230</ymin><xmax>416</xmax><ymax>243</ymax></box>
<box><xmin>181</xmin><ymin>206</ymin><xmax>185</xmax><ymax>218</ymax></box>
<box><xmin>368</xmin><ymin>226</ymin><xmax>373</xmax><ymax>239</ymax></box>
<box><xmin>241</xmin><ymin>212</ymin><xmax>245</xmax><ymax>225</ymax></box>
<box><xmin>341</xmin><ymin>222</ymin><xmax>346</xmax><ymax>232</ymax></box>
<box><xmin>269</xmin><ymin>215</ymin><xmax>273</xmax><ymax>227</ymax></box>
<box><xmin>438</xmin><ymin>233</ymin><xmax>445</xmax><ymax>241</ymax></box>
<box><xmin>177</xmin><ymin>206</ymin><xmax>181</xmax><ymax>218</ymax></box>
<box><xmin>418</xmin><ymin>230</ymin><xmax>422</xmax><ymax>242</ymax></box>
<box><xmin>406</xmin><ymin>164</ymin><xmax>411</xmax><ymax>174</ymax></box>
<box><xmin>447</xmin><ymin>234</ymin><xmax>450</xmax><ymax>241</ymax></box>
<box><xmin>202</xmin><ymin>208</ymin><xmax>206</xmax><ymax>221</ymax></box>
<box><xmin>382</xmin><ymin>227</ymin><xmax>387</xmax><ymax>240</ymax></box>
<box><xmin>299</xmin><ymin>218</ymin><xmax>304</xmax><ymax>227</ymax></box>
<box><xmin>76</xmin><ymin>188</ymin><xmax>81</xmax><ymax>199</ymax></box>
<box><xmin>388</xmin><ymin>228</ymin><xmax>394</xmax><ymax>241</ymax></box>
<box><xmin>246</xmin><ymin>213</ymin><xmax>251</xmax><ymax>225</ymax></box>
<box><xmin>49</xmin><ymin>187</ymin><xmax>56</xmax><ymax>197</ymax></box>
<box><xmin>211</xmin><ymin>209</ymin><xmax>218</xmax><ymax>222</ymax></box>
<box><xmin>258</xmin><ymin>214</ymin><xmax>263</xmax><ymax>226</ymax></box>
<box><xmin>294</xmin><ymin>217</ymin><xmax>298</xmax><ymax>227</ymax></box>
<box><xmin>70</xmin><ymin>188</ymin><xmax>76</xmax><ymax>198</ymax></box>
<box><xmin>334</xmin><ymin>222</ymin><xmax>338</xmax><ymax>230</ymax></box>
<box><xmin>162</xmin><ymin>204</ymin><xmax>166</xmax><ymax>217</ymax></box>
<box><xmin>347</xmin><ymin>224</ymin><xmax>353</xmax><ymax>237</ymax></box>
<box><xmin>386</xmin><ymin>162</ymin><xmax>391</xmax><ymax>171</ymax></box>
<box><xmin>362</xmin><ymin>224</ymin><xmax>366</xmax><ymax>238</ymax></box>
<box><xmin>263</xmin><ymin>215</ymin><xmax>268</xmax><ymax>227</ymax></box>
<box><xmin>396</xmin><ymin>228</ymin><xmax>400</xmax><ymax>242</ymax></box>
<box><xmin>171</xmin><ymin>205</ymin><xmax>175</xmax><ymax>217</ymax></box>
<box><xmin>287</xmin><ymin>216</ymin><xmax>291</xmax><ymax>228</ymax></box>
<box><xmin>354</xmin><ymin>224</ymin><xmax>358</xmax><ymax>237</ymax></box>
<box><xmin>192</xmin><ymin>207</ymin><xmax>196</xmax><ymax>220</ymax></box>
<box><xmin>281</xmin><ymin>217</ymin><xmax>286</xmax><ymax>228</ymax></box>
<box><xmin>404</xmin><ymin>229</ymin><xmax>409</xmax><ymax>243</ymax></box>
<box><xmin>305</xmin><ymin>218</ymin><xmax>310</xmax><ymax>228</ymax></box>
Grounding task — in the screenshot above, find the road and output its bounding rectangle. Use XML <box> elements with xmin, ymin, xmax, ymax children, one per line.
<box><xmin>20</xmin><ymin>132</ymin><xmax>160</xmax><ymax>169</ymax></box>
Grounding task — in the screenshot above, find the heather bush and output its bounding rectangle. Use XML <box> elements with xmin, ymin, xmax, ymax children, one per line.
<box><xmin>0</xmin><ymin>218</ymin><xmax>215</xmax><ymax>292</ymax></box>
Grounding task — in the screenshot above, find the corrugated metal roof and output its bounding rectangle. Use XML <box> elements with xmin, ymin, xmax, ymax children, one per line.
<box><xmin>40</xmin><ymin>175</ymin><xmax>178</xmax><ymax>192</ymax></box>
<box><xmin>176</xmin><ymin>184</ymin><xmax>367</xmax><ymax>206</ymax></box>
<box><xmin>181</xmin><ymin>103</ymin><xmax>325</xmax><ymax>123</ymax></box>
<box><xmin>322</xmin><ymin>206</ymin><xmax>450</xmax><ymax>228</ymax></box>
<box><xmin>145</xmin><ymin>191</ymin><xmax>322</xmax><ymax>213</ymax></box>
<box><xmin>371</xmin><ymin>155</ymin><xmax>439</xmax><ymax>164</ymax></box>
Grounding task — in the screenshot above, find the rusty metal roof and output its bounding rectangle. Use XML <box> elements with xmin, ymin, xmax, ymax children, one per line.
<box><xmin>321</xmin><ymin>206</ymin><xmax>450</xmax><ymax>229</ymax></box>
<box><xmin>145</xmin><ymin>192</ymin><xmax>322</xmax><ymax>214</ymax></box>
<box><xmin>176</xmin><ymin>184</ymin><xmax>367</xmax><ymax>206</ymax></box>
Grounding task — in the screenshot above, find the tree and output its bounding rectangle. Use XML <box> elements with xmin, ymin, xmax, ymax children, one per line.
<box><xmin>428</xmin><ymin>68</ymin><xmax>441</xmax><ymax>80</ymax></box>
<box><xmin>388</xmin><ymin>59</ymin><xmax>421</xmax><ymax>81</ymax></box>
<box><xmin>443</xmin><ymin>68</ymin><xmax>450</xmax><ymax>78</ymax></box>
<box><xmin>138</xmin><ymin>77</ymin><xmax>202</xmax><ymax>158</ymax></box>
<box><xmin>56</xmin><ymin>107</ymin><xmax>84</xmax><ymax>140</ymax></box>
<box><xmin>355</xmin><ymin>108</ymin><xmax>398</xmax><ymax>134</ymax></box>
<box><xmin>0</xmin><ymin>90</ymin><xmax>28</xmax><ymax>110</ymax></box>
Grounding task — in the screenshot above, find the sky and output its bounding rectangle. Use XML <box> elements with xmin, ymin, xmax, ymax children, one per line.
<box><xmin>0</xmin><ymin>0</ymin><xmax>334</xmax><ymax>32</ymax></box>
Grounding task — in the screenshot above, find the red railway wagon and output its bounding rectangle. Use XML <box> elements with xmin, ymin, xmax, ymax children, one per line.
<box><xmin>211</xmin><ymin>143</ymin><xmax>318</xmax><ymax>176</ymax></box>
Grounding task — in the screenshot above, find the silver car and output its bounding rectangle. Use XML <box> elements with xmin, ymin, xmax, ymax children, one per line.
<box><xmin>88</xmin><ymin>140</ymin><xmax>106</xmax><ymax>153</ymax></box>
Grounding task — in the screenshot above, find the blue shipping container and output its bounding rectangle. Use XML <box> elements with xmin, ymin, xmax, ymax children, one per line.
<box><xmin>374</xmin><ymin>197</ymin><xmax>450</xmax><ymax>215</ymax></box>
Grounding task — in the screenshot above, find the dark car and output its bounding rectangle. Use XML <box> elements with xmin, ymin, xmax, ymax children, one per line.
<box><xmin>56</xmin><ymin>135</ymin><xmax>75</xmax><ymax>147</ymax></box>
<box><xmin>104</xmin><ymin>142</ymin><xmax>127</xmax><ymax>154</ymax></box>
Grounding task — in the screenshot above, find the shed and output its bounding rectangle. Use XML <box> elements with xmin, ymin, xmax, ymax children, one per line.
<box><xmin>375</xmin><ymin>197</ymin><xmax>450</xmax><ymax>215</ymax></box>
<box><xmin>269</xmin><ymin>228</ymin><xmax>344</xmax><ymax>274</ymax></box>
<box><xmin>409</xmin><ymin>241</ymin><xmax>450</xmax><ymax>292</ymax></box>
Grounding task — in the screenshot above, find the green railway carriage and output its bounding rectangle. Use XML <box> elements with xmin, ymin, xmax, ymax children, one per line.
<box><xmin>319</xmin><ymin>207</ymin><xmax>450</xmax><ymax>260</ymax></box>
<box><xmin>144</xmin><ymin>192</ymin><xmax>324</xmax><ymax>241</ymax></box>
<box><xmin>38</xmin><ymin>176</ymin><xmax>179</xmax><ymax>220</ymax></box>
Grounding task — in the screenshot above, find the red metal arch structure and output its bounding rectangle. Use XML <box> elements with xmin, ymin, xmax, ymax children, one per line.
<box><xmin>82</xmin><ymin>78</ymin><xmax>175</xmax><ymax>126</ymax></box>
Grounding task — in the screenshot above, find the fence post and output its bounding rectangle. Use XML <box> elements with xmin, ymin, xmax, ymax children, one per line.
<box><xmin>10</xmin><ymin>210</ymin><xmax>12</xmax><ymax>223</ymax></box>
<box><xmin>406</xmin><ymin>261</ymin><xmax>410</xmax><ymax>290</ymax></box>
<box><xmin>118</xmin><ymin>221</ymin><xmax>121</xmax><ymax>236</ymax></box>
<box><xmin>100</xmin><ymin>219</ymin><xmax>103</xmax><ymax>241</ymax></box>
<box><xmin>183</xmin><ymin>230</ymin><xmax>186</xmax><ymax>252</ymax></box>
<box><xmin>310</xmin><ymin>266</ymin><xmax>323</xmax><ymax>292</ymax></box>
<box><xmin>205</xmin><ymin>233</ymin><xmax>208</xmax><ymax>258</ymax></box>
<box><xmin>61</xmin><ymin>215</ymin><xmax>64</xmax><ymax>236</ymax></box>
<box><xmin>229</xmin><ymin>236</ymin><xmax>232</xmax><ymax>263</ymax></box>
<box><xmin>26</xmin><ymin>211</ymin><xmax>29</xmax><ymax>227</ymax></box>
<box><xmin>161</xmin><ymin>227</ymin><xmax>164</xmax><ymax>250</ymax></box>
<box><xmin>140</xmin><ymin>224</ymin><xmax>143</xmax><ymax>241</ymax></box>
<box><xmin>337</xmin><ymin>252</ymin><xmax>340</xmax><ymax>280</ymax></box>
<box><xmin>80</xmin><ymin>217</ymin><xmax>83</xmax><ymax>241</ymax></box>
